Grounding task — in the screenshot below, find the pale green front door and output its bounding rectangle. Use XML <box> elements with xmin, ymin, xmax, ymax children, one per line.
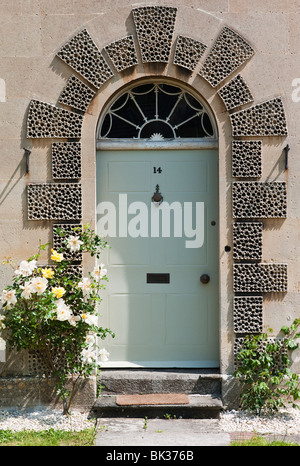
<box><xmin>96</xmin><ymin>149</ymin><xmax>219</xmax><ymax>367</ymax></box>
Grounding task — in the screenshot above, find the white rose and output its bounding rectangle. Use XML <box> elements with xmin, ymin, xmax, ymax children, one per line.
<box><xmin>20</xmin><ymin>281</ymin><xmax>33</xmax><ymax>299</ymax></box>
<box><xmin>66</xmin><ymin>235</ymin><xmax>83</xmax><ymax>252</ymax></box>
<box><xmin>81</xmin><ymin>347</ymin><xmax>96</xmax><ymax>364</ymax></box>
<box><xmin>56</xmin><ymin>299</ymin><xmax>72</xmax><ymax>321</ymax></box>
<box><xmin>31</xmin><ymin>277</ymin><xmax>48</xmax><ymax>295</ymax></box>
<box><xmin>78</xmin><ymin>278</ymin><xmax>92</xmax><ymax>296</ymax></box>
<box><xmin>15</xmin><ymin>260</ymin><xmax>37</xmax><ymax>277</ymax></box>
<box><xmin>99</xmin><ymin>348</ymin><xmax>110</xmax><ymax>362</ymax></box>
<box><xmin>0</xmin><ymin>289</ymin><xmax>17</xmax><ymax>309</ymax></box>
<box><xmin>81</xmin><ymin>313</ymin><xmax>98</xmax><ymax>326</ymax></box>
<box><xmin>91</xmin><ymin>264</ymin><xmax>107</xmax><ymax>281</ymax></box>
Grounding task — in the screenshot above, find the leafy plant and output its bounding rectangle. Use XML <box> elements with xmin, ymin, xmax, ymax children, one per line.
<box><xmin>0</xmin><ymin>224</ymin><xmax>114</xmax><ymax>414</ymax></box>
<box><xmin>234</xmin><ymin>320</ymin><xmax>300</xmax><ymax>415</ymax></box>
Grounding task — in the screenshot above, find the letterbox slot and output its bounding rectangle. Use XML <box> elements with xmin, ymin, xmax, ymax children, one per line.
<box><xmin>147</xmin><ymin>273</ymin><xmax>170</xmax><ymax>284</ymax></box>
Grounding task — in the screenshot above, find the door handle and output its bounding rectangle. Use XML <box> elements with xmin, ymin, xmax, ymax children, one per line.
<box><xmin>200</xmin><ymin>274</ymin><xmax>210</xmax><ymax>284</ymax></box>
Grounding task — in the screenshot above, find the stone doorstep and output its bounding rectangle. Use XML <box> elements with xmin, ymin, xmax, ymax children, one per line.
<box><xmin>95</xmin><ymin>370</ymin><xmax>223</xmax><ymax>419</ymax></box>
<box><xmin>92</xmin><ymin>394</ymin><xmax>223</xmax><ymax>419</ymax></box>
<box><xmin>98</xmin><ymin>369</ymin><xmax>222</xmax><ymax>395</ymax></box>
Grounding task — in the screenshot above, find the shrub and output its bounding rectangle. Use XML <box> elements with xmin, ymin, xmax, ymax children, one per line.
<box><xmin>0</xmin><ymin>224</ymin><xmax>114</xmax><ymax>414</ymax></box>
<box><xmin>234</xmin><ymin>321</ymin><xmax>300</xmax><ymax>415</ymax></box>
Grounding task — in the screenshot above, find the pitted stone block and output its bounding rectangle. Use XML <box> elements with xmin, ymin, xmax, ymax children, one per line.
<box><xmin>57</xmin><ymin>28</ymin><xmax>114</xmax><ymax>88</ymax></box>
<box><xmin>104</xmin><ymin>36</ymin><xmax>138</xmax><ymax>71</ymax></box>
<box><xmin>234</xmin><ymin>336</ymin><xmax>288</xmax><ymax>370</ymax></box>
<box><xmin>28</xmin><ymin>183</ymin><xmax>82</xmax><ymax>220</ymax></box>
<box><xmin>173</xmin><ymin>35</ymin><xmax>207</xmax><ymax>71</ymax></box>
<box><xmin>53</xmin><ymin>223</ymin><xmax>83</xmax><ymax>262</ymax></box>
<box><xmin>52</xmin><ymin>142</ymin><xmax>81</xmax><ymax>179</ymax></box>
<box><xmin>233</xmin><ymin>263</ymin><xmax>288</xmax><ymax>293</ymax></box>
<box><xmin>233</xmin><ymin>296</ymin><xmax>263</xmax><ymax>333</ymax></box>
<box><xmin>27</xmin><ymin>100</ymin><xmax>83</xmax><ymax>139</ymax></box>
<box><xmin>58</xmin><ymin>75</ymin><xmax>95</xmax><ymax>112</ymax></box>
<box><xmin>28</xmin><ymin>306</ymin><xmax>82</xmax><ymax>373</ymax></box>
<box><xmin>230</xmin><ymin>97</ymin><xmax>288</xmax><ymax>136</ymax></box>
<box><xmin>232</xmin><ymin>182</ymin><xmax>287</xmax><ymax>218</ymax></box>
<box><xmin>233</xmin><ymin>222</ymin><xmax>263</xmax><ymax>261</ymax></box>
<box><xmin>232</xmin><ymin>140</ymin><xmax>262</xmax><ymax>178</ymax></box>
<box><xmin>199</xmin><ymin>26</ymin><xmax>254</xmax><ymax>87</ymax></box>
<box><xmin>28</xmin><ymin>350</ymin><xmax>50</xmax><ymax>375</ymax></box>
<box><xmin>218</xmin><ymin>74</ymin><xmax>254</xmax><ymax>111</ymax></box>
<box><xmin>133</xmin><ymin>6</ymin><xmax>177</xmax><ymax>63</ymax></box>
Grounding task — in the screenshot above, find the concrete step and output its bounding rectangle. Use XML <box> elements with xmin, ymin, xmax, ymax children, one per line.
<box><xmin>92</xmin><ymin>394</ymin><xmax>223</xmax><ymax>419</ymax></box>
<box><xmin>94</xmin><ymin>370</ymin><xmax>223</xmax><ymax>419</ymax></box>
<box><xmin>98</xmin><ymin>369</ymin><xmax>222</xmax><ymax>396</ymax></box>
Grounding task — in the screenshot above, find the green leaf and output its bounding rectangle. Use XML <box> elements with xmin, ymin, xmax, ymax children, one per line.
<box><xmin>287</xmin><ymin>339</ymin><xmax>298</xmax><ymax>350</ymax></box>
<box><xmin>281</xmin><ymin>325</ymin><xmax>290</xmax><ymax>335</ymax></box>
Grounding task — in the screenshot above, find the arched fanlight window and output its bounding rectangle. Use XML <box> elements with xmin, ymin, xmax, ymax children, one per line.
<box><xmin>98</xmin><ymin>82</ymin><xmax>216</xmax><ymax>140</ymax></box>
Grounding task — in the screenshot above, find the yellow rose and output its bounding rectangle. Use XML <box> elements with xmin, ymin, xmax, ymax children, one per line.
<box><xmin>51</xmin><ymin>249</ymin><xmax>64</xmax><ymax>262</ymax></box>
<box><xmin>42</xmin><ymin>268</ymin><xmax>54</xmax><ymax>279</ymax></box>
<box><xmin>51</xmin><ymin>287</ymin><xmax>66</xmax><ymax>299</ymax></box>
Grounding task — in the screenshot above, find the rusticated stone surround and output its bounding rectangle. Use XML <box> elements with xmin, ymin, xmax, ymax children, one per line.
<box><xmin>56</xmin><ymin>28</ymin><xmax>113</xmax><ymax>88</ymax></box>
<box><xmin>27</xmin><ymin>183</ymin><xmax>82</xmax><ymax>220</ymax></box>
<box><xmin>51</xmin><ymin>142</ymin><xmax>81</xmax><ymax>180</ymax></box>
<box><xmin>198</xmin><ymin>26</ymin><xmax>255</xmax><ymax>87</ymax></box>
<box><xmin>25</xmin><ymin>5</ymin><xmax>288</xmax><ymax>373</ymax></box>
<box><xmin>132</xmin><ymin>6</ymin><xmax>177</xmax><ymax>63</ymax></box>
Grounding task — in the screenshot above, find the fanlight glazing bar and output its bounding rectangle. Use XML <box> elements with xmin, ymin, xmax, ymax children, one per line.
<box><xmin>97</xmin><ymin>82</ymin><xmax>216</xmax><ymax>140</ymax></box>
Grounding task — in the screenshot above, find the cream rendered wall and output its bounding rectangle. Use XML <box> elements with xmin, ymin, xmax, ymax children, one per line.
<box><xmin>0</xmin><ymin>0</ymin><xmax>300</xmax><ymax>381</ymax></box>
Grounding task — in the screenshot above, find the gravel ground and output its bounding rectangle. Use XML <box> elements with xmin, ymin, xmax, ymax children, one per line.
<box><xmin>1</xmin><ymin>406</ymin><xmax>300</xmax><ymax>436</ymax></box>
<box><xmin>0</xmin><ymin>408</ymin><xmax>95</xmax><ymax>432</ymax></box>
<box><xmin>220</xmin><ymin>407</ymin><xmax>300</xmax><ymax>435</ymax></box>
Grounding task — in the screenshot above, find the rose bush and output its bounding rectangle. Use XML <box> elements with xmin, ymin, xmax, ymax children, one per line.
<box><xmin>0</xmin><ymin>224</ymin><xmax>113</xmax><ymax>414</ymax></box>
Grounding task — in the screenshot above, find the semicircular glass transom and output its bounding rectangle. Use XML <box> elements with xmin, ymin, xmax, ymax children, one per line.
<box><xmin>98</xmin><ymin>83</ymin><xmax>216</xmax><ymax>140</ymax></box>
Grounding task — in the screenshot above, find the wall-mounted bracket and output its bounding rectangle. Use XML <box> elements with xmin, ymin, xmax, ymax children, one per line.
<box><xmin>23</xmin><ymin>147</ymin><xmax>31</xmax><ymax>174</ymax></box>
<box><xmin>284</xmin><ymin>144</ymin><xmax>290</xmax><ymax>170</ymax></box>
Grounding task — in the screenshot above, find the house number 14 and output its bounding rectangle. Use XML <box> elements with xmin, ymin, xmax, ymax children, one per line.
<box><xmin>153</xmin><ymin>167</ymin><xmax>162</xmax><ymax>173</ymax></box>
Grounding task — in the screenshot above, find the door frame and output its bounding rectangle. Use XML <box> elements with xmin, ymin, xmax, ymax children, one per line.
<box><xmin>96</xmin><ymin>139</ymin><xmax>218</xmax><ymax>151</ymax></box>
<box><xmin>96</xmin><ymin>141</ymin><xmax>220</xmax><ymax>368</ymax></box>
<box><xmin>95</xmin><ymin>77</ymin><xmax>220</xmax><ymax>368</ymax></box>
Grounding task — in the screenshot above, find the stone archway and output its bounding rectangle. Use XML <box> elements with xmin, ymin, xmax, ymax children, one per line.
<box><xmin>25</xmin><ymin>5</ymin><xmax>289</xmax><ymax>373</ymax></box>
